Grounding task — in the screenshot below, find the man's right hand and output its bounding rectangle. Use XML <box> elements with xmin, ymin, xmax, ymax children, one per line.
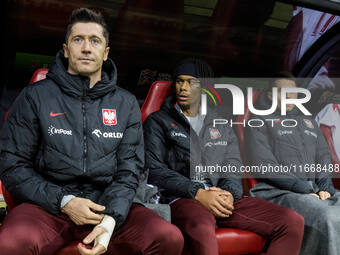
<box><xmin>318</xmin><ymin>191</ymin><xmax>331</xmax><ymax>200</ymax></box>
<box><xmin>195</xmin><ymin>188</ymin><xmax>233</xmax><ymax>218</ymax></box>
<box><xmin>61</xmin><ymin>197</ymin><xmax>106</xmax><ymax>225</ymax></box>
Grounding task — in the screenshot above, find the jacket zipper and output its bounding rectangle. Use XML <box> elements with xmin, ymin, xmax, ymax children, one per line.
<box><xmin>82</xmin><ymin>94</ymin><xmax>87</xmax><ymax>173</ymax></box>
<box><xmin>298</xmin><ymin>118</ymin><xmax>308</xmax><ymax>162</ymax></box>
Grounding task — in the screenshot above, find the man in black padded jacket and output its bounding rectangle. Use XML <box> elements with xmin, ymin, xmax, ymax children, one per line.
<box><xmin>246</xmin><ymin>72</ymin><xmax>340</xmax><ymax>255</ymax></box>
<box><xmin>0</xmin><ymin>8</ymin><xmax>183</xmax><ymax>255</ymax></box>
<box><xmin>143</xmin><ymin>58</ymin><xmax>304</xmax><ymax>255</ymax></box>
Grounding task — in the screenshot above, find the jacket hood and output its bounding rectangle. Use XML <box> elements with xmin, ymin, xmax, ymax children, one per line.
<box><xmin>255</xmin><ymin>90</ymin><xmax>301</xmax><ymax>117</ymax></box>
<box><xmin>160</xmin><ymin>95</ymin><xmax>189</xmax><ymax>126</ymax></box>
<box><xmin>160</xmin><ymin>95</ymin><xmax>177</xmax><ymax>113</ymax></box>
<box><xmin>47</xmin><ymin>50</ymin><xmax>117</xmax><ymax>99</ymax></box>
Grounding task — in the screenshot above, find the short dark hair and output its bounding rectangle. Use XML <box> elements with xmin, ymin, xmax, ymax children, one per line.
<box><xmin>269</xmin><ymin>71</ymin><xmax>296</xmax><ymax>89</ymax></box>
<box><xmin>65</xmin><ymin>8</ymin><xmax>109</xmax><ymax>46</ymax></box>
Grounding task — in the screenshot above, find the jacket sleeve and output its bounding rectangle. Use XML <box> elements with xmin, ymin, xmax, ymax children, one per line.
<box><xmin>314</xmin><ymin>121</ymin><xmax>336</xmax><ymax>195</ymax></box>
<box><xmin>245</xmin><ymin>122</ymin><xmax>315</xmax><ymax>194</ymax></box>
<box><xmin>144</xmin><ymin>115</ymin><xmax>204</xmax><ymax>199</ymax></box>
<box><xmin>0</xmin><ymin>88</ymin><xmax>66</xmax><ymax>215</ymax></box>
<box><xmin>98</xmin><ymin>97</ymin><xmax>143</xmax><ymax>229</ymax></box>
<box><xmin>204</xmin><ymin>127</ymin><xmax>243</xmax><ymax>201</ymax></box>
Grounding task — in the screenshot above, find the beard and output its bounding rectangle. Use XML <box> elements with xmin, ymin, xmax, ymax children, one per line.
<box><xmin>178</xmin><ymin>102</ymin><xmax>190</xmax><ymax>111</ymax></box>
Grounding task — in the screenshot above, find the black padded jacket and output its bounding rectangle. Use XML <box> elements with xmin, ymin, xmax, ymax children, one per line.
<box><xmin>245</xmin><ymin>92</ymin><xmax>336</xmax><ymax>195</ymax></box>
<box><xmin>0</xmin><ymin>50</ymin><xmax>144</xmax><ymax>228</ymax></box>
<box><xmin>144</xmin><ymin>95</ymin><xmax>243</xmax><ymax>203</ymax></box>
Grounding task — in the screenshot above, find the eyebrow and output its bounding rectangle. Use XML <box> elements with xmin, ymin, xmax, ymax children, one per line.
<box><xmin>71</xmin><ymin>35</ymin><xmax>103</xmax><ymax>40</ymax></box>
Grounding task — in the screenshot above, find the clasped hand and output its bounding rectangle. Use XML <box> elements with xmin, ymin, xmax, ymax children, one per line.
<box><xmin>195</xmin><ymin>187</ymin><xmax>234</xmax><ymax>218</ymax></box>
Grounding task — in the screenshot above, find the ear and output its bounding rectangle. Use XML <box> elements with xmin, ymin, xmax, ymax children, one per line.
<box><xmin>103</xmin><ymin>47</ymin><xmax>110</xmax><ymax>61</ymax></box>
<box><xmin>63</xmin><ymin>43</ymin><xmax>69</xmax><ymax>59</ymax></box>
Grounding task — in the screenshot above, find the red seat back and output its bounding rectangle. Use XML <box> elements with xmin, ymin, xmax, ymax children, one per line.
<box><xmin>2</xmin><ymin>68</ymin><xmax>48</xmax><ymax>210</ymax></box>
<box><xmin>29</xmin><ymin>68</ymin><xmax>49</xmax><ymax>84</ymax></box>
<box><xmin>235</xmin><ymin>90</ymin><xmax>261</xmax><ymax>189</ymax></box>
<box><xmin>141</xmin><ymin>81</ymin><xmax>173</xmax><ymax>123</ymax></box>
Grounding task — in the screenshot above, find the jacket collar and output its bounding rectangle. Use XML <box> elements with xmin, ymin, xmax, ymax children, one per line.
<box><xmin>47</xmin><ymin>50</ymin><xmax>117</xmax><ymax>99</ymax></box>
<box><xmin>160</xmin><ymin>95</ymin><xmax>219</xmax><ymax>131</ymax></box>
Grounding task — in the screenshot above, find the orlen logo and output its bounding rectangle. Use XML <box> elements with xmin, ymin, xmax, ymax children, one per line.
<box><xmin>201</xmin><ymin>85</ymin><xmax>311</xmax><ymax>116</ymax></box>
<box><xmin>92</xmin><ymin>129</ymin><xmax>102</xmax><ymax>137</ymax></box>
<box><xmin>48</xmin><ymin>125</ymin><xmax>72</xmax><ymax>136</ymax></box>
<box><xmin>92</xmin><ymin>129</ymin><xmax>123</xmax><ymax>139</ymax></box>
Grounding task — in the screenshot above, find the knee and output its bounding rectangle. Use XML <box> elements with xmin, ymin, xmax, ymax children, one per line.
<box><xmin>318</xmin><ymin>209</ymin><xmax>338</xmax><ymax>226</ymax></box>
<box><xmin>152</xmin><ymin>223</ymin><xmax>184</xmax><ymax>251</ymax></box>
<box><xmin>181</xmin><ymin>212</ymin><xmax>216</xmax><ymax>234</ymax></box>
<box><xmin>0</xmin><ymin>229</ymin><xmax>16</xmax><ymax>255</ymax></box>
<box><xmin>279</xmin><ymin>208</ymin><xmax>305</xmax><ymax>237</ymax></box>
<box><xmin>140</xmin><ymin>220</ymin><xmax>184</xmax><ymax>255</ymax></box>
<box><xmin>0</xmin><ymin>224</ymin><xmax>41</xmax><ymax>255</ymax></box>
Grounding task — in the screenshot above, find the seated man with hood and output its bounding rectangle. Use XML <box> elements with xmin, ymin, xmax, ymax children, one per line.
<box><xmin>246</xmin><ymin>72</ymin><xmax>340</xmax><ymax>255</ymax></box>
<box><xmin>143</xmin><ymin>59</ymin><xmax>304</xmax><ymax>255</ymax></box>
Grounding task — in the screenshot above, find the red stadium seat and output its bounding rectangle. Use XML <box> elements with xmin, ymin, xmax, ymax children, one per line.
<box><xmin>28</xmin><ymin>68</ymin><xmax>49</xmax><ymax>84</ymax></box>
<box><xmin>235</xmin><ymin>91</ymin><xmax>261</xmax><ymax>189</ymax></box>
<box><xmin>320</xmin><ymin>124</ymin><xmax>340</xmax><ymax>189</ymax></box>
<box><xmin>141</xmin><ymin>81</ymin><xmax>265</xmax><ymax>255</ymax></box>
<box><xmin>141</xmin><ymin>81</ymin><xmax>173</xmax><ymax>123</ymax></box>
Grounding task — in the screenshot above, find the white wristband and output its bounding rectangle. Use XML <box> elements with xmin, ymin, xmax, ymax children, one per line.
<box><xmin>94</xmin><ymin>215</ymin><xmax>116</xmax><ymax>250</ymax></box>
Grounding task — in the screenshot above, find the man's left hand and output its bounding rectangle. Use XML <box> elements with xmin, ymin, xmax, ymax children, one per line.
<box><xmin>78</xmin><ymin>225</ymin><xmax>107</xmax><ymax>255</ymax></box>
<box><xmin>318</xmin><ymin>191</ymin><xmax>331</xmax><ymax>200</ymax></box>
<box><xmin>209</xmin><ymin>187</ymin><xmax>234</xmax><ymax>210</ymax></box>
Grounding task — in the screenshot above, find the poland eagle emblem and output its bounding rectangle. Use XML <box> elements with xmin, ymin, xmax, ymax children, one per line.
<box><xmin>102</xmin><ymin>109</ymin><xmax>117</xmax><ymax>125</ymax></box>
<box><xmin>209</xmin><ymin>128</ymin><xmax>221</xmax><ymax>140</ymax></box>
<box><xmin>303</xmin><ymin>119</ymin><xmax>314</xmax><ymax>129</ymax></box>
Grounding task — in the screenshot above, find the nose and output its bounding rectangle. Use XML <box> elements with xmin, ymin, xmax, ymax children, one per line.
<box><xmin>81</xmin><ymin>39</ymin><xmax>91</xmax><ymax>54</ymax></box>
<box><xmin>180</xmin><ymin>80</ymin><xmax>190</xmax><ymax>91</ymax></box>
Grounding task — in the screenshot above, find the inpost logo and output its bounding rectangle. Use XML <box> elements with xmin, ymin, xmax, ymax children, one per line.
<box><xmin>48</xmin><ymin>125</ymin><xmax>72</xmax><ymax>136</ymax></box>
